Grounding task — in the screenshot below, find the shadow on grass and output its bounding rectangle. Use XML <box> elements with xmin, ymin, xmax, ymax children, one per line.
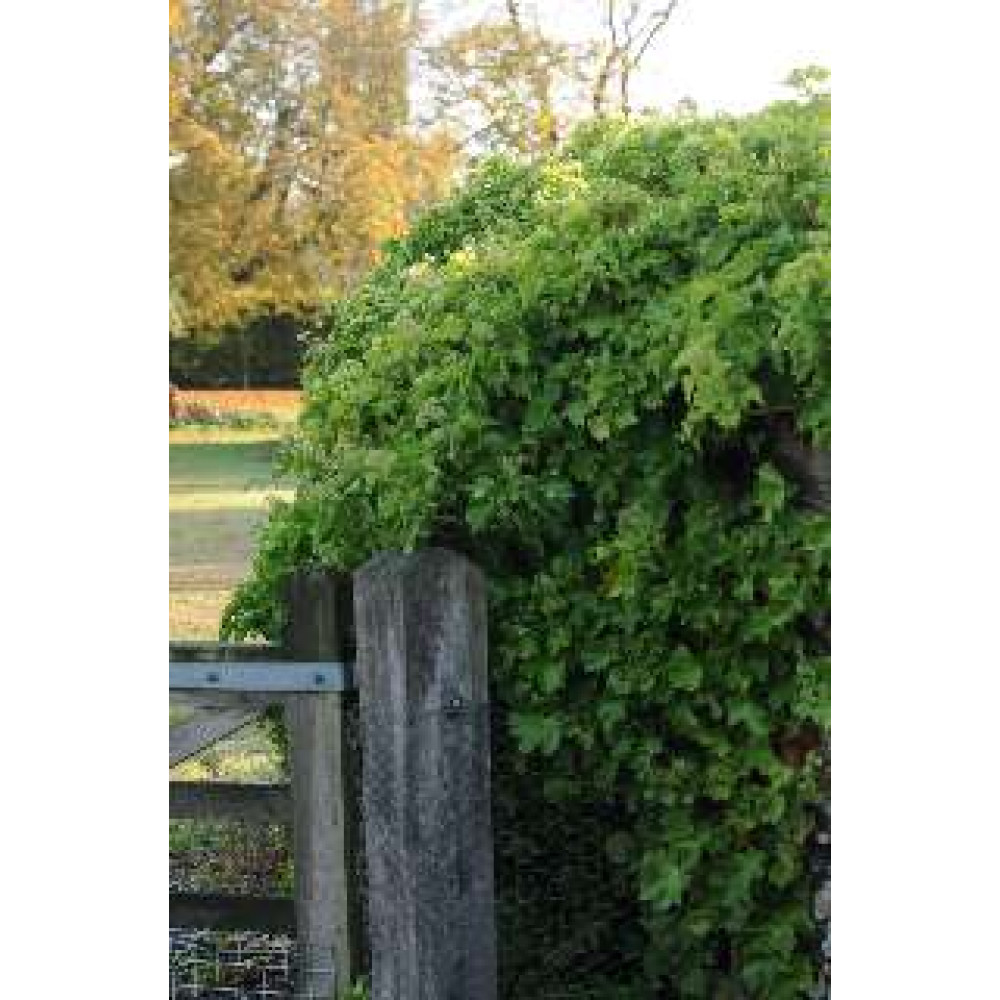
<box><xmin>169</xmin><ymin>437</ymin><xmax>285</xmax><ymax>492</ymax></box>
<box><xmin>170</xmin><ymin>507</ymin><xmax>271</xmax><ymax>567</ymax></box>
<box><xmin>170</xmin><ymin>430</ymin><xmax>293</xmax><ymax>638</ymax></box>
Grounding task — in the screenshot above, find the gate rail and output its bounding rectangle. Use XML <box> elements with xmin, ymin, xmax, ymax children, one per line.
<box><xmin>169</xmin><ymin>550</ymin><xmax>498</xmax><ymax>1000</ymax></box>
<box><xmin>170</xmin><ymin>569</ymin><xmax>361</xmax><ymax>999</ymax></box>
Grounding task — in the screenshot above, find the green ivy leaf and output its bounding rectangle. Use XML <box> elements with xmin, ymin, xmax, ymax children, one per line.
<box><xmin>728</xmin><ymin>701</ymin><xmax>770</xmax><ymax>736</ymax></box>
<box><xmin>753</xmin><ymin>463</ymin><xmax>788</xmax><ymax>522</ymax></box>
<box><xmin>510</xmin><ymin>712</ymin><xmax>563</xmax><ymax>755</ymax></box>
<box><xmin>667</xmin><ymin>650</ymin><xmax>703</xmax><ymax>691</ymax></box>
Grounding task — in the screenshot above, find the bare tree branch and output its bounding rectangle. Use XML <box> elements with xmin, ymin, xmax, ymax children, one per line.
<box><xmin>633</xmin><ymin>0</ymin><xmax>680</xmax><ymax>68</ymax></box>
<box><xmin>504</xmin><ymin>0</ymin><xmax>524</xmax><ymax>34</ymax></box>
<box><xmin>593</xmin><ymin>0</ymin><xmax>680</xmax><ymax>115</ymax></box>
<box><xmin>593</xmin><ymin>0</ymin><xmax>622</xmax><ymax>113</ymax></box>
<box><xmin>622</xmin><ymin>0</ymin><xmax>644</xmax><ymax>40</ymax></box>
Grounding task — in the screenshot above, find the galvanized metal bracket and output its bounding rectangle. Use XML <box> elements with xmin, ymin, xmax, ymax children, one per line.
<box><xmin>169</xmin><ymin>660</ymin><xmax>355</xmax><ymax>693</ymax></box>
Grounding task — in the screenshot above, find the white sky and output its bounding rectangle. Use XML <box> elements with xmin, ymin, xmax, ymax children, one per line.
<box><xmin>423</xmin><ymin>0</ymin><xmax>832</xmax><ymax>114</ymax></box>
<box><xmin>622</xmin><ymin>0</ymin><xmax>832</xmax><ymax>113</ymax></box>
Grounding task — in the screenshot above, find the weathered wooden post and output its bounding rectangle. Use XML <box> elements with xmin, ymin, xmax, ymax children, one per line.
<box><xmin>284</xmin><ymin>569</ymin><xmax>363</xmax><ymax>999</ymax></box>
<box><xmin>354</xmin><ymin>549</ymin><xmax>497</xmax><ymax>1000</ymax></box>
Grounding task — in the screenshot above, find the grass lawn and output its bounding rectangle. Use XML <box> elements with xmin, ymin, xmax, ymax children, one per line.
<box><xmin>170</xmin><ymin>424</ymin><xmax>293</xmax><ymax>781</ymax></box>
<box><xmin>170</xmin><ymin>428</ymin><xmax>292</xmax><ymax>639</ymax></box>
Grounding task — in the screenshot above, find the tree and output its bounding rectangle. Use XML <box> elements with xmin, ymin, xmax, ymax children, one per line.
<box><xmin>423</xmin><ymin>0</ymin><xmax>594</xmax><ymax>158</ymax></box>
<box><xmin>169</xmin><ymin>0</ymin><xmax>455</xmax><ymax>333</ymax></box>
<box><xmin>423</xmin><ymin>0</ymin><xmax>683</xmax><ymax>160</ymax></box>
<box><xmin>591</xmin><ymin>0</ymin><xmax>682</xmax><ymax>115</ymax></box>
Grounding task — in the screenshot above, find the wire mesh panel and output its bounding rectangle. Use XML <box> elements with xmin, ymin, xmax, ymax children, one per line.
<box><xmin>488</xmin><ymin>704</ymin><xmax>649</xmax><ymax>1000</ymax></box>
<box><xmin>810</xmin><ymin>799</ymin><xmax>832</xmax><ymax>1000</ymax></box>
<box><xmin>170</xmin><ymin>814</ymin><xmax>296</xmax><ymax>999</ymax></box>
<box><xmin>169</xmin><ymin>930</ymin><xmax>366</xmax><ymax>1000</ymax></box>
<box><xmin>343</xmin><ymin>695</ymin><xmax>370</xmax><ymax>970</ymax></box>
<box><xmin>169</xmin><ymin>929</ymin><xmax>295</xmax><ymax>999</ymax></box>
<box><xmin>169</xmin><ymin>665</ymin><xmax>826</xmax><ymax>999</ymax></box>
<box><xmin>487</xmin><ymin>702</ymin><xmax>832</xmax><ymax>1000</ymax></box>
<box><xmin>169</xmin><ymin>697</ymin><xmax>369</xmax><ymax>999</ymax></box>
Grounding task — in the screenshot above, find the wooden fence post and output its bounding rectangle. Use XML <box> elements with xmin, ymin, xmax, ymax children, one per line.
<box><xmin>284</xmin><ymin>569</ymin><xmax>363</xmax><ymax>1000</ymax></box>
<box><xmin>354</xmin><ymin>549</ymin><xmax>497</xmax><ymax>1000</ymax></box>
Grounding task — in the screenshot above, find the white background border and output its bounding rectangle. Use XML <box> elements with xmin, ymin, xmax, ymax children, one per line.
<box><xmin>1</xmin><ymin>1</ymin><xmax>997</xmax><ymax>995</ymax></box>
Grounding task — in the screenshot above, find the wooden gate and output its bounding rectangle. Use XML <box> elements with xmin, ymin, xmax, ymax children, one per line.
<box><xmin>169</xmin><ymin>550</ymin><xmax>498</xmax><ymax>1000</ymax></box>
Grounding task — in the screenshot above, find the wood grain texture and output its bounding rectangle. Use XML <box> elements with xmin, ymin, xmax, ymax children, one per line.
<box><xmin>354</xmin><ymin>549</ymin><xmax>497</xmax><ymax>1000</ymax></box>
<box><xmin>169</xmin><ymin>892</ymin><xmax>295</xmax><ymax>932</ymax></box>
<box><xmin>284</xmin><ymin>569</ymin><xmax>363</xmax><ymax>1000</ymax></box>
<box><xmin>169</xmin><ymin>708</ymin><xmax>261</xmax><ymax>768</ymax></box>
<box><xmin>169</xmin><ymin>781</ymin><xmax>292</xmax><ymax>824</ymax></box>
<box><xmin>169</xmin><ymin>640</ymin><xmax>282</xmax><ymax>663</ymax></box>
<box><xmin>170</xmin><ymin>689</ymin><xmax>280</xmax><ymax>711</ymax></box>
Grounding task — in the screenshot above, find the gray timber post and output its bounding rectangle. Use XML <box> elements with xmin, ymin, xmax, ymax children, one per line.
<box><xmin>354</xmin><ymin>549</ymin><xmax>497</xmax><ymax>1000</ymax></box>
<box><xmin>284</xmin><ymin>569</ymin><xmax>363</xmax><ymax>999</ymax></box>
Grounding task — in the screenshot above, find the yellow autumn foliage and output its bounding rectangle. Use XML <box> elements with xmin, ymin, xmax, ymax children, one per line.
<box><xmin>169</xmin><ymin>0</ymin><xmax>455</xmax><ymax>334</ymax></box>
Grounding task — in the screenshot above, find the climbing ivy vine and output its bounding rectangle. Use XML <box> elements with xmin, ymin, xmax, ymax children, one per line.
<box><xmin>225</xmin><ymin>77</ymin><xmax>830</xmax><ymax>999</ymax></box>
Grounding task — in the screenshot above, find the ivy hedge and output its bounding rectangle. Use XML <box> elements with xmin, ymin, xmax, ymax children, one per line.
<box><xmin>225</xmin><ymin>79</ymin><xmax>831</xmax><ymax>999</ymax></box>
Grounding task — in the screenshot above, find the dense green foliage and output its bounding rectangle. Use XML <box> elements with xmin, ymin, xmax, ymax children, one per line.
<box><xmin>225</xmin><ymin>83</ymin><xmax>830</xmax><ymax>998</ymax></box>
